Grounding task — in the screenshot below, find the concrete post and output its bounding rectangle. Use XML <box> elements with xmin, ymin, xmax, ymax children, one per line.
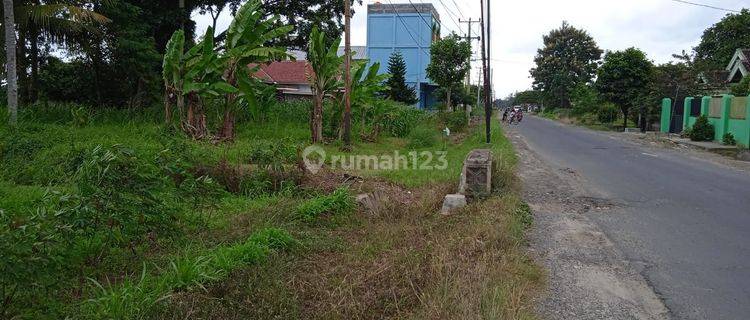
<box><xmin>719</xmin><ymin>95</ymin><xmax>732</xmax><ymax>140</ymax></box>
<box><xmin>683</xmin><ymin>97</ymin><xmax>693</xmax><ymax>131</ymax></box>
<box><xmin>660</xmin><ymin>98</ymin><xmax>672</xmax><ymax>133</ymax></box>
<box><xmin>701</xmin><ymin>96</ymin><xmax>711</xmax><ymax>116</ymax></box>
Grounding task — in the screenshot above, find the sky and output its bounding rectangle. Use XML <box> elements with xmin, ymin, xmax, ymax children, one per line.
<box><xmin>193</xmin><ymin>0</ymin><xmax>747</xmax><ymax>98</ymax></box>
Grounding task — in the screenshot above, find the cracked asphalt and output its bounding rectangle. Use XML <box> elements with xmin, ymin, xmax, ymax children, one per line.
<box><xmin>508</xmin><ymin>116</ymin><xmax>750</xmax><ymax>320</ymax></box>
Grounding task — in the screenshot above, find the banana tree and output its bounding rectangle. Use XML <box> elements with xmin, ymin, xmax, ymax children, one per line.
<box><xmin>215</xmin><ymin>0</ymin><xmax>292</xmax><ymax>140</ymax></box>
<box><xmin>163</xmin><ymin>27</ymin><xmax>230</xmax><ymax>139</ymax></box>
<box><xmin>162</xmin><ymin>29</ymin><xmax>185</xmax><ymax>124</ymax></box>
<box><xmin>348</xmin><ymin>60</ymin><xmax>389</xmax><ymax>137</ymax></box>
<box><xmin>307</xmin><ymin>26</ymin><xmax>343</xmax><ymax>143</ymax></box>
<box><xmin>330</xmin><ymin>59</ymin><xmax>388</xmax><ymax>139</ymax></box>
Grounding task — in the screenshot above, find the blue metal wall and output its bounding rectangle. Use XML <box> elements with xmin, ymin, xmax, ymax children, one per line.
<box><xmin>366</xmin><ymin>11</ymin><xmax>436</xmax><ymax>109</ymax></box>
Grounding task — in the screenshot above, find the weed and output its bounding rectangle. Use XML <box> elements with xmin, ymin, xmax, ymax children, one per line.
<box><xmin>296</xmin><ymin>187</ymin><xmax>355</xmax><ymax>221</ymax></box>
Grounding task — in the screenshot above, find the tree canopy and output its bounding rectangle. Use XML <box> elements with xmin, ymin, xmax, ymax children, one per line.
<box><xmin>426</xmin><ymin>33</ymin><xmax>471</xmax><ymax>110</ymax></box>
<box><xmin>385</xmin><ymin>51</ymin><xmax>418</xmax><ymax>105</ymax></box>
<box><xmin>530</xmin><ymin>21</ymin><xmax>602</xmax><ymax>109</ymax></box>
<box><xmin>694</xmin><ymin>9</ymin><xmax>750</xmax><ymax>72</ymax></box>
<box><xmin>596</xmin><ymin>48</ymin><xmax>654</xmax><ymax>130</ymax></box>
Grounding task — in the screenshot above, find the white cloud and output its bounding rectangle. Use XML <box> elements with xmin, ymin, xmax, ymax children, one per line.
<box><xmin>194</xmin><ymin>0</ymin><xmax>746</xmax><ymax>97</ymax></box>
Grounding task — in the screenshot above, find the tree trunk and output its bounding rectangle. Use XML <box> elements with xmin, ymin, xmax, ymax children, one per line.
<box><xmin>28</xmin><ymin>26</ymin><xmax>39</xmax><ymax>102</ymax></box>
<box><xmin>16</xmin><ymin>26</ymin><xmax>26</xmax><ymax>104</ymax></box>
<box><xmin>219</xmin><ymin>109</ymin><xmax>236</xmax><ymax>140</ymax></box>
<box><xmin>341</xmin><ymin>0</ymin><xmax>352</xmax><ymax>149</ymax></box>
<box><xmin>446</xmin><ymin>87</ymin><xmax>452</xmax><ymax>111</ymax></box>
<box><xmin>311</xmin><ymin>94</ymin><xmax>323</xmax><ymax>143</ymax></box>
<box><xmin>4</xmin><ymin>0</ymin><xmax>18</xmax><ymax>126</ymax></box>
<box><xmin>164</xmin><ymin>87</ymin><xmax>172</xmax><ymax>124</ymax></box>
<box><xmin>622</xmin><ymin>108</ymin><xmax>629</xmax><ymax>132</ymax></box>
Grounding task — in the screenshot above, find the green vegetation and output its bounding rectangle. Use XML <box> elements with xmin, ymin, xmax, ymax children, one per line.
<box><xmin>596</xmin><ymin>48</ymin><xmax>654</xmax><ymax>130</ymax></box>
<box><xmin>530</xmin><ymin>21</ymin><xmax>603</xmax><ymax>109</ymax></box>
<box><xmin>0</xmin><ymin>98</ymin><xmax>540</xmax><ymax>318</ymax></box>
<box><xmin>385</xmin><ymin>51</ymin><xmax>418</xmax><ymax>105</ymax></box>
<box><xmin>426</xmin><ymin>33</ymin><xmax>472</xmax><ymax>110</ymax></box>
<box><xmin>723</xmin><ymin>132</ymin><xmax>737</xmax><ymax>145</ymax></box>
<box><xmin>690</xmin><ymin>115</ymin><xmax>715</xmax><ymax>141</ymax></box>
<box><xmin>296</xmin><ymin>187</ymin><xmax>355</xmax><ymax>221</ymax></box>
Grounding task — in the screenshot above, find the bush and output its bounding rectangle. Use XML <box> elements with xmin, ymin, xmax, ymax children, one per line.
<box><xmin>731</xmin><ymin>76</ymin><xmax>750</xmax><ymax>97</ymax></box>
<box><xmin>689</xmin><ymin>115</ymin><xmax>715</xmax><ymax>141</ymax></box>
<box><xmin>723</xmin><ymin>132</ymin><xmax>737</xmax><ymax>145</ymax></box>
<box><xmin>374</xmin><ymin>100</ymin><xmax>426</xmax><ymax>138</ymax></box>
<box><xmin>571</xmin><ymin>84</ymin><xmax>600</xmax><ymax>116</ymax></box>
<box><xmin>406</xmin><ymin>126</ymin><xmax>438</xmax><ymax>149</ymax></box>
<box><xmin>296</xmin><ymin>187</ymin><xmax>355</xmax><ymax>221</ymax></box>
<box><xmin>439</xmin><ymin>110</ymin><xmax>469</xmax><ymax>132</ymax></box>
<box><xmin>597</xmin><ymin>103</ymin><xmax>619</xmax><ymax>123</ymax></box>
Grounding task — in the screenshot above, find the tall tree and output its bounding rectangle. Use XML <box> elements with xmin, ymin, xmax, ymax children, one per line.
<box><xmin>4</xmin><ymin>0</ymin><xmax>17</xmax><ymax>126</ymax></box>
<box><xmin>385</xmin><ymin>51</ymin><xmax>417</xmax><ymax>104</ymax></box>
<box><xmin>426</xmin><ymin>33</ymin><xmax>471</xmax><ymax>111</ymax></box>
<box><xmin>307</xmin><ymin>26</ymin><xmax>342</xmax><ymax>143</ymax></box>
<box><xmin>530</xmin><ymin>21</ymin><xmax>602</xmax><ymax>109</ymax></box>
<box><xmin>596</xmin><ymin>47</ymin><xmax>654</xmax><ymax>131</ymax></box>
<box><xmin>694</xmin><ymin>9</ymin><xmax>750</xmax><ymax>73</ymax></box>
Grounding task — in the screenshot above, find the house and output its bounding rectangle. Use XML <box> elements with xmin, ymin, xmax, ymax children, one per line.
<box><xmin>699</xmin><ymin>48</ymin><xmax>749</xmax><ymax>92</ymax></box>
<box><xmin>366</xmin><ymin>2</ymin><xmax>440</xmax><ymax>109</ymax></box>
<box><xmin>727</xmin><ymin>48</ymin><xmax>750</xmax><ymax>83</ymax></box>
<box><xmin>249</xmin><ymin>60</ymin><xmax>313</xmax><ymax>99</ymax></box>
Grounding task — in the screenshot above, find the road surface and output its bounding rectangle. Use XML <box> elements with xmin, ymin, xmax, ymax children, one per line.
<box><xmin>514</xmin><ymin>115</ymin><xmax>750</xmax><ymax>320</ymax></box>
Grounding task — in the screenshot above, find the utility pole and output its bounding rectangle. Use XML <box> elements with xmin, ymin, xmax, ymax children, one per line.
<box><xmin>459</xmin><ymin>18</ymin><xmax>481</xmax><ymax>87</ymax></box>
<box><xmin>342</xmin><ymin>0</ymin><xmax>353</xmax><ymax>149</ymax></box>
<box><xmin>480</xmin><ymin>0</ymin><xmax>491</xmax><ymax>143</ymax></box>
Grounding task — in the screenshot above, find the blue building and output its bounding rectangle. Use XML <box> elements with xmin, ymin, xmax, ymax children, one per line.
<box><xmin>366</xmin><ymin>2</ymin><xmax>440</xmax><ymax>109</ymax></box>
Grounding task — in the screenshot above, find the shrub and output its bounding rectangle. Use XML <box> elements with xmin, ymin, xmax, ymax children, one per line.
<box><xmin>375</xmin><ymin>100</ymin><xmax>426</xmax><ymax>138</ymax></box>
<box><xmin>406</xmin><ymin>126</ymin><xmax>438</xmax><ymax>149</ymax></box>
<box><xmin>597</xmin><ymin>103</ymin><xmax>619</xmax><ymax>123</ymax></box>
<box><xmin>296</xmin><ymin>187</ymin><xmax>355</xmax><ymax>221</ymax></box>
<box><xmin>731</xmin><ymin>76</ymin><xmax>750</xmax><ymax>97</ymax></box>
<box><xmin>570</xmin><ymin>84</ymin><xmax>600</xmax><ymax>116</ymax></box>
<box><xmin>723</xmin><ymin>132</ymin><xmax>737</xmax><ymax>145</ymax></box>
<box><xmin>60</xmin><ymin>145</ymin><xmax>176</xmax><ymax>243</ymax></box>
<box><xmin>439</xmin><ymin>110</ymin><xmax>469</xmax><ymax>132</ymax></box>
<box><xmin>689</xmin><ymin>115</ymin><xmax>715</xmax><ymax>141</ymax></box>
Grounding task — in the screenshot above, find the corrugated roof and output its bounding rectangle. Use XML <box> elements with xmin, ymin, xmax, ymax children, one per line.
<box><xmin>337</xmin><ymin>46</ymin><xmax>368</xmax><ymax>60</ymax></box>
<box><xmin>249</xmin><ymin>61</ymin><xmax>312</xmax><ymax>84</ymax></box>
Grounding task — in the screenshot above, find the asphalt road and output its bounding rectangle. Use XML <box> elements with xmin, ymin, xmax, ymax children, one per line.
<box><xmin>515</xmin><ymin>116</ymin><xmax>750</xmax><ymax>320</ymax></box>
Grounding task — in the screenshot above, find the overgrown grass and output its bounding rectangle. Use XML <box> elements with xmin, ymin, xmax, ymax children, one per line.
<box><xmin>1</xmin><ymin>102</ymin><xmax>540</xmax><ymax>319</ymax></box>
<box><xmin>84</xmin><ymin>228</ymin><xmax>296</xmax><ymax>319</ymax></box>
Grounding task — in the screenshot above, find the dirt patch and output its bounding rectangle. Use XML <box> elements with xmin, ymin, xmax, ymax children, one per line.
<box><xmin>505</xmin><ymin>124</ymin><xmax>669</xmax><ymax>320</ymax></box>
<box><xmin>300</xmin><ymin>168</ymin><xmax>423</xmax><ymax>207</ymax></box>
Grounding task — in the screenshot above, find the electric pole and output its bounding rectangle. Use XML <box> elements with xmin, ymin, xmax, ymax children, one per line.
<box><xmin>342</xmin><ymin>0</ymin><xmax>353</xmax><ymax>150</ymax></box>
<box><xmin>459</xmin><ymin>18</ymin><xmax>481</xmax><ymax>87</ymax></box>
<box><xmin>480</xmin><ymin>0</ymin><xmax>491</xmax><ymax>143</ymax></box>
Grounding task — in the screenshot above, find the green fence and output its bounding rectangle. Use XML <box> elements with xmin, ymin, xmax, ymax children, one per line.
<box><xmin>661</xmin><ymin>95</ymin><xmax>750</xmax><ymax>147</ymax></box>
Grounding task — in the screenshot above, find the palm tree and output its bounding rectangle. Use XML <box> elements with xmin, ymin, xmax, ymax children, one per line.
<box><xmin>13</xmin><ymin>1</ymin><xmax>110</xmax><ymax>102</ymax></box>
<box><xmin>4</xmin><ymin>0</ymin><xmax>18</xmax><ymax>126</ymax></box>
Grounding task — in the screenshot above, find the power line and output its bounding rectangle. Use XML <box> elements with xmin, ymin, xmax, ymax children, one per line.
<box><xmin>435</xmin><ymin>0</ymin><xmax>463</xmax><ymax>31</ymax></box>
<box><xmin>669</xmin><ymin>0</ymin><xmax>741</xmax><ymax>13</ymax></box>
<box><xmin>386</xmin><ymin>0</ymin><xmax>431</xmax><ymax>56</ymax></box>
<box><xmin>407</xmin><ymin>0</ymin><xmax>447</xmax><ymax>33</ymax></box>
<box><xmin>449</xmin><ymin>0</ymin><xmax>466</xmax><ymax>18</ymax></box>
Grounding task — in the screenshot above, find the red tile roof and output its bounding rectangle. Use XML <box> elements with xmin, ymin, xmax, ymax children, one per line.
<box><xmin>249</xmin><ymin>61</ymin><xmax>312</xmax><ymax>85</ymax></box>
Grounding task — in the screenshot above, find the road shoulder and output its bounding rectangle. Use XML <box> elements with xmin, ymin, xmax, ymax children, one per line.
<box><xmin>505</xmin><ymin>123</ymin><xmax>670</xmax><ymax>320</ymax></box>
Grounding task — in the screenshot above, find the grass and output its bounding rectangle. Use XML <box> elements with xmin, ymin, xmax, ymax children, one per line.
<box><xmin>1</xmin><ymin>102</ymin><xmax>541</xmax><ymax>319</ymax></box>
<box><xmin>83</xmin><ymin>228</ymin><xmax>296</xmax><ymax>319</ymax></box>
